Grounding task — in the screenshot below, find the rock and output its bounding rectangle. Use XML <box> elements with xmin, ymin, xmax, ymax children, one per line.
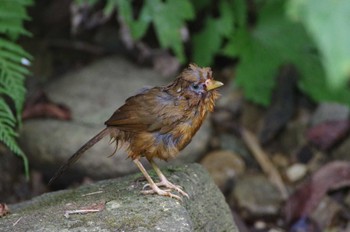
<box><xmin>230</xmin><ymin>174</ymin><xmax>283</xmax><ymax>218</ymax></box>
<box><xmin>219</xmin><ymin>133</ymin><xmax>252</xmax><ymax>161</ymax></box>
<box><xmin>279</xmin><ymin>119</ymin><xmax>308</xmax><ymax>154</ymax></box>
<box><xmin>216</xmin><ymin>82</ymin><xmax>243</xmax><ymax>113</ymax></box>
<box><xmin>19</xmin><ymin>57</ymin><xmax>212</xmax><ymax>183</ymax></box>
<box><xmin>285</xmin><ymin>163</ymin><xmax>308</xmax><ymax>182</ymax></box>
<box><xmin>271</xmin><ymin>153</ymin><xmax>289</xmax><ymax>170</ymax></box>
<box><xmin>200</xmin><ymin>150</ymin><xmax>245</xmax><ymax>192</ymax></box>
<box><xmin>331</xmin><ymin>136</ymin><xmax>350</xmax><ymax>161</ymax></box>
<box><xmin>310</xmin><ymin>103</ymin><xmax>350</xmax><ymax>126</ymax></box>
<box><xmin>0</xmin><ymin>164</ymin><xmax>238</xmax><ymax>232</ymax></box>
<box><xmin>310</xmin><ymin>196</ymin><xmax>343</xmax><ymax>230</ymax></box>
<box><xmin>46</xmin><ymin>56</ymin><xmax>167</xmax><ymax>125</ymax></box>
<box><xmin>20</xmin><ymin>120</ymin><xmax>135</xmax><ymax>181</ymax></box>
<box><xmin>240</xmin><ymin>101</ymin><xmax>265</xmax><ymax>134</ymax></box>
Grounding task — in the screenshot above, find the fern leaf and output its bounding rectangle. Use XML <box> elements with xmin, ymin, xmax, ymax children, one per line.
<box><xmin>0</xmin><ymin>38</ymin><xmax>31</xmax><ymax>57</ymax></box>
<box><xmin>0</xmin><ymin>0</ymin><xmax>32</xmax><ymax>179</ymax></box>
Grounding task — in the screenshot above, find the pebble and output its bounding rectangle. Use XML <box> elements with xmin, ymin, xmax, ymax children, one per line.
<box><xmin>200</xmin><ymin>150</ymin><xmax>245</xmax><ymax>192</ymax></box>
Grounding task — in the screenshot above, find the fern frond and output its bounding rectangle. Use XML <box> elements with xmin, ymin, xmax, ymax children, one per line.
<box><xmin>0</xmin><ymin>0</ymin><xmax>33</xmax><ymax>179</ymax></box>
<box><xmin>0</xmin><ymin>99</ymin><xmax>28</xmax><ymax>177</ymax></box>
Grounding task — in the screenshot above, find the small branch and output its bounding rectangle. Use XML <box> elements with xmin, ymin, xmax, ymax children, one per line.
<box><xmin>81</xmin><ymin>190</ymin><xmax>104</xmax><ymax>197</ymax></box>
<box><xmin>64</xmin><ymin>202</ymin><xmax>105</xmax><ymax>218</ymax></box>
<box><xmin>241</xmin><ymin>128</ymin><xmax>289</xmax><ymax>199</ymax></box>
<box><xmin>12</xmin><ymin>217</ymin><xmax>22</xmax><ymax>226</ymax></box>
<box><xmin>64</xmin><ymin>209</ymin><xmax>102</xmax><ymax>218</ymax></box>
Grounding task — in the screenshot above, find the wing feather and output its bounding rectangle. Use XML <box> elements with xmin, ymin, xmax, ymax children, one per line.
<box><xmin>105</xmin><ymin>88</ymin><xmax>184</xmax><ymax>133</ymax></box>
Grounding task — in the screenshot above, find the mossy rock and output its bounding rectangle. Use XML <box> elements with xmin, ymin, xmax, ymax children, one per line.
<box><xmin>1</xmin><ymin>164</ymin><xmax>237</xmax><ymax>232</ymax></box>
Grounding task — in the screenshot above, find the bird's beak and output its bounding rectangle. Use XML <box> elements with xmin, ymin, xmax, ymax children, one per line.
<box><xmin>205</xmin><ymin>79</ymin><xmax>224</xmax><ymax>91</ymax></box>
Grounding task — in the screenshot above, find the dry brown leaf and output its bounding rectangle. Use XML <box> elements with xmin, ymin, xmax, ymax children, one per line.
<box><xmin>284</xmin><ymin>161</ymin><xmax>350</xmax><ymax>223</ymax></box>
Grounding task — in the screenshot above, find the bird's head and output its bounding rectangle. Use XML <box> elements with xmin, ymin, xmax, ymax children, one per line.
<box><xmin>180</xmin><ymin>64</ymin><xmax>223</xmax><ymax>95</ymax></box>
<box><xmin>169</xmin><ymin>64</ymin><xmax>223</xmax><ymax>112</ymax></box>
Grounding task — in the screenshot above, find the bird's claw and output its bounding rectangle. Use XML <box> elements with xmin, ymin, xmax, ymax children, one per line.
<box><xmin>172</xmin><ymin>186</ymin><xmax>189</xmax><ymax>199</ymax></box>
<box><xmin>142</xmin><ymin>182</ymin><xmax>183</xmax><ymax>190</ymax></box>
<box><xmin>141</xmin><ymin>186</ymin><xmax>182</xmax><ymax>201</ymax></box>
<box><xmin>143</xmin><ymin>180</ymin><xmax>189</xmax><ymax>199</ymax></box>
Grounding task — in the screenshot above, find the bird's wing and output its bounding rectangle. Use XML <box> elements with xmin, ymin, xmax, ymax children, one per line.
<box><xmin>105</xmin><ymin>88</ymin><xmax>184</xmax><ymax>133</ymax></box>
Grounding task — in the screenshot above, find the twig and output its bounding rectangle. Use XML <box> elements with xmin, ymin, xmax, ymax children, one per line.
<box><xmin>241</xmin><ymin>128</ymin><xmax>289</xmax><ymax>199</ymax></box>
<box><xmin>64</xmin><ymin>202</ymin><xmax>105</xmax><ymax>218</ymax></box>
<box><xmin>64</xmin><ymin>209</ymin><xmax>101</xmax><ymax>218</ymax></box>
<box><xmin>81</xmin><ymin>190</ymin><xmax>104</xmax><ymax>197</ymax></box>
<box><xmin>13</xmin><ymin>217</ymin><xmax>22</xmax><ymax>226</ymax></box>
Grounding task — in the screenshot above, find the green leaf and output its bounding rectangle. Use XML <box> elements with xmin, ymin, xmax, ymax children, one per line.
<box><xmin>0</xmin><ymin>4</ymin><xmax>29</xmax><ymax>20</ymax></box>
<box><xmin>232</xmin><ymin>0</ymin><xmax>247</xmax><ymax>27</ymax></box>
<box><xmin>222</xmin><ymin>0</ymin><xmax>350</xmax><ymax>107</ymax></box>
<box><xmin>0</xmin><ymin>99</ymin><xmax>29</xmax><ymax>180</ymax></box>
<box><xmin>287</xmin><ymin>0</ymin><xmax>350</xmax><ymax>89</ymax></box>
<box><xmin>193</xmin><ymin>18</ymin><xmax>222</xmax><ymax>66</ymax></box>
<box><xmin>0</xmin><ymin>38</ymin><xmax>31</xmax><ymax>57</ymax></box>
<box><xmin>0</xmin><ymin>0</ymin><xmax>32</xmax><ymax>179</ymax></box>
<box><xmin>191</xmin><ymin>0</ymin><xmax>211</xmax><ymax>11</ymax></box>
<box><xmin>217</xmin><ymin>0</ymin><xmax>235</xmax><ymax>37</ymax></box>
<box><xmin>115</xmin><ymin>0</ymin><xmax>150</xmax><ymax>40</ymax></box>
<box><xmin>145</xmin><ymin>0</ymin><xmax>194</xmax><ymax>62</ymax></box>
<box><xmin>297</xmin><ymin>52</ymin><xmax>350</xmax><ymax>105</ymax></box>
<box><xmin>225</xmin><ymin>27</ymin><xmax>281</xmax><ymax>105</ymax></box>
<box><xmin>192</xmin><ymin>0</ymin><xmax>235</xmax><ymax>66</ymax></box>
<box><xmin>104</xmin><ymin>0</ymin><xmax>195</xmax><ymax>62</ymax></box>
<box><xmin>221</xmin><ymin>1</ymin><xmax>306</xmax><ymax>105</ymax></box>
<box><xmin>75</xmin><ymin>0</ymin><xmax>98</xmax><ymax>5</ymax></box>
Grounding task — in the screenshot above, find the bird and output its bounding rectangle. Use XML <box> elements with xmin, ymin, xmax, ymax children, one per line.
<box><xmin>48</xmin><ymin>64</ymin><xmax>223</xmax><ymax>200</ymax></box>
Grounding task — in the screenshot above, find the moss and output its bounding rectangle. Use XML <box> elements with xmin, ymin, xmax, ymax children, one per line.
<box><xmin>2</xmin><ymin>164</ymin><xmax>237</xmax><ymax>231</ymax></box>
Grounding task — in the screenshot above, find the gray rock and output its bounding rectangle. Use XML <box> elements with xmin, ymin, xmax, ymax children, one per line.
<box><xmin>20</xmin><ymin>57</ymin><xmax>212</xmax><ymax>181</ymax></box>
<box><xmin>311</xmin><ymin>103</ymin><xmax>350</xmax><ymax>126</ymax></box>
<box><xmin>230</xmin><ymin>174</ymin><xmax>283</xmax><ymax>218</ymax></box>
<box><xmin>0</xmin><ymin>164</ymin><xmax>238</xmax><ymax>232</ymax></box>
<box><xmin>331</xmin><ymin>136</ymin><xmax>350</xmax><ymax>161</ymax></box>
<box><xmin>20</xmin><ymin>120</ymin><xmax>135</xmax><ymax>179</ymax></box>
<box><xmin>200</xmin><ymin>150</ymin><xmax>245</xmax><ymax>192</ymax></box>
<box><xmin>219</xmin><ymin>133</ymin><xmax>251</xmax><ymax>160</ymax></box>
<box><xmin>45</xmin><ymin>56</ymin><xmax>166</xmax><ymax>125</ymax></box>
<box><xmin>215</xmin><ymin>82</ymin><xmax>243</xmax><ymax>113</ymax></box>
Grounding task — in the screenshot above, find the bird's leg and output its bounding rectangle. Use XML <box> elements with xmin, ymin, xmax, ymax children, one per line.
<box><xmin>133</xmin><ymin>158</ymin><xmax>181</xmax><ymax>201</ymax></box>
<box><xmin>144</xmin><ymin>159</ymin><xmax>189</xmax><ymax>198</ymax></box>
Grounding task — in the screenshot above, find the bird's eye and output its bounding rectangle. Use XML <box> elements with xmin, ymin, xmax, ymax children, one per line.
<box><xmin>192</xmin><ymin>84</ymin><xmax>199</xmax><ymax>90</ymax></box>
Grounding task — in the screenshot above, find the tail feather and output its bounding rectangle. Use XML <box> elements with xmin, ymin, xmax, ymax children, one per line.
<box><xmin>48</xmin><ymin>127</ymin><xmax>110</xmax><ymax>185</ymax></box>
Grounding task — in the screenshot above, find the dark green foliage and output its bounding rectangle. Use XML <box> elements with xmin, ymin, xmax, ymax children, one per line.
<box><xmin>106</xmin><ymin>0</ymin><xmax>194</xmax><ymax>62</ymax></box>
<box><xmin>87</xmin><ymin>0</ymin><xmax>350</xmax><ymax>106</ymax></box>
<box><xmin>194</xmin><ymin>0</ymin><xmax>350</xmax><ymax>106</ymax></box>
<box><xmin>193</xmin><ymin>0</ymin><xmax>235</xmax><ymax>66</ymax></box>
<box><xmin>223</xmin><ymin>0</ymin><xmax>323</xmax><ymax>105</ymax></box>
<box><xmin>288</xmin><ymin>0</ymin><xmax>350</xmax><ymax>89</ymax></box>
<box><xmin>0</xmin><ymin>0</ymin><xmax>32</xmax><ymax>178</ymax></box>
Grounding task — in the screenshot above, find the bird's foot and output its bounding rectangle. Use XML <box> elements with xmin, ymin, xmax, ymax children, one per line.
<box><xmin>141</xmin><ymin>184</ymin><xmax>182</xmax><ymax>201</ymax></box>
<box><xmin>143</xmin><ymin>179</ymin><xmax>189</xmax><ymax>199</ymax></box>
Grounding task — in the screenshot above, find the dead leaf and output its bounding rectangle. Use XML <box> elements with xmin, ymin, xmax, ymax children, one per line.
<box><xmin>284</xmin><ymin>161</ymin><xmax>350</xmax><ymax>223</ymax></box>
<box><xmin>0</xmin><ymin>203</ymin><xmax>9</xmax><ymax>217</ymax></box>
<box><xmin>22</xmin><ymin>91</ymin><xmax>71</xmax><ymax>120</ymax></box>
<box><xmin>306</xmin><ymin>120</ymin><xmax>350</xmax><ymax>150</ymax></box>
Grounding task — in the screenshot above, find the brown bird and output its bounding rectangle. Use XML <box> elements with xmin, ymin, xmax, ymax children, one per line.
<box><xmin>49</xmin><ymin>64</ymin><xmax>223</xmax><ymax>200</ymax></box>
